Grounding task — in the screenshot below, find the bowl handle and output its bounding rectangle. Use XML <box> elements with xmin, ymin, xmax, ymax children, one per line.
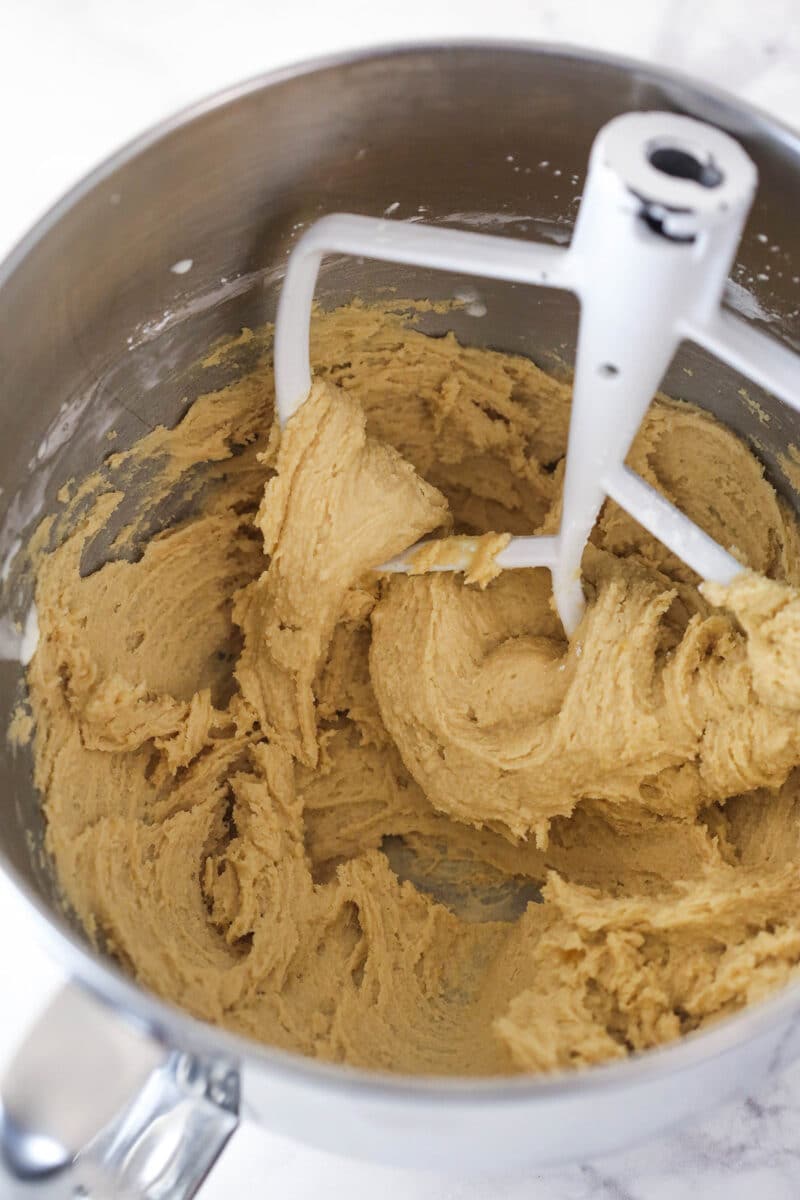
<box><xmin>0</xmin><ymin>983</ymin><xmax>239</xmax><ymax>1198</ymax></box>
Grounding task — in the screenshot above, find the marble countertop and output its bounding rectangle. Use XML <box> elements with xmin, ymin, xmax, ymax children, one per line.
<box><xmin>3</xmin><ymin>1</ymin><xmax>800</xmax><ymax>1196</ymax></box>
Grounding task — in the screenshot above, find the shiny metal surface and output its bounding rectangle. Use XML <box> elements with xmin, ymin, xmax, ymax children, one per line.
<box><xmin>0</xmin><ymin>985</ymin><xmax>238</xmax><ymax>1197</ymax></box>
<box><xmin>2</xmin><ymin>42</ymin><xmax>800</xmax><ymax>1177</ymax></box>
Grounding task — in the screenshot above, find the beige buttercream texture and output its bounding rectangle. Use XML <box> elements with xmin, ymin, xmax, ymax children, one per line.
<box><xmin>24</xmin><ymin>302</ymin><xmax>800</xmax><ymax>1076</ymax></box>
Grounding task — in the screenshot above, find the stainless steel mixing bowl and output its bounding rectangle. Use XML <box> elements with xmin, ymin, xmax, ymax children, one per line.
<box><xmin>2</xmin><ymin>41</ymin><xmax>800</xmax><ymax>1197</ymax></box>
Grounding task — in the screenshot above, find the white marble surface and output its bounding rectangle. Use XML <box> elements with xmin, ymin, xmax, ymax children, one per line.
<box><xmin>3</xmin><ymin>1</ymin><xmax>800</xmax><ymax>1196</ymax></box>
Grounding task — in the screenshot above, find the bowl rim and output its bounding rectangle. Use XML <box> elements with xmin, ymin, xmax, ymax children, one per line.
<box><xmin>2</xmin><ymin>36</ymin><xmax>800</xmax><ymax>1104</ymax></box>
